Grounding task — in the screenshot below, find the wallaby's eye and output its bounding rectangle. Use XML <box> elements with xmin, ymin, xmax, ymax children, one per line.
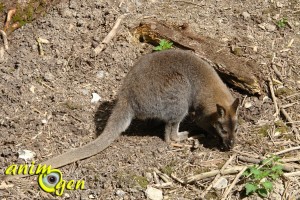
<box><xmin>38</xmin><ymin>169</ymin><xmax>62</xmax><ymax>193</ymax></box>
<box><xmin>222</xmin><ymin>130</ymin><xmax>228</xmax><ymax>134</ymax></box>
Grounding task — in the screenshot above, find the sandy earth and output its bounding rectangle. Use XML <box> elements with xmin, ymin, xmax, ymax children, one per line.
<box><xmin>0</xmin><ymin>0</ymin><xmax>300</xmax><ymax>199</ymax></box>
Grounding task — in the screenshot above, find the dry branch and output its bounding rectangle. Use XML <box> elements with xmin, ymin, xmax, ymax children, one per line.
<box><xmin>221</xmin><ymin>166</ymin><xmax>248</xmax><ymax>200</ymax></box>
<box><xmin>274</xmin><ymin>146</ymin><xmax>300</xmax><ymax>156</ymax></box>
<box><xmin>201</xmin><ymin>154</ymin><xmax>237</xmax><ymax>199</ymax></box>
<box><xmin>132</xmin><ymin>20</ymin><xmax>262</xmax><ymax>95</ymax></box>
<box><xmin>0</xmin><ymin>30</ymin><xmax>8</xmax><ymax>50</ymax></box>
<box><xmin>237</xmin><ymin>156</ymin><xmax>294</xmax><ymax>172</ymax></box>
<box><xmin>94</xmin><ymin>14</ymin><xmax>127</xmax><ymax>54</ymax></box>
<box><xmin>185</xmin><ymin>166</ymin><xmax>244</xmax><ymax>183</ymax></box>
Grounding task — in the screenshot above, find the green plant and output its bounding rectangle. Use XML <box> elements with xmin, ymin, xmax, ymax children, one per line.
<box><xmin>242</xmin><ymin>156</ymin><xmax>283</xmax><ymax>198</ymax></box>
<box><xmin>277</xmin><ymin>18</ymin><xmax>288</xmax><ymax>28</ymax></box>
<box><xmin>153</xmin><ymin>39</ymin><xmax>173</xmax><ymax>51</ymax></box>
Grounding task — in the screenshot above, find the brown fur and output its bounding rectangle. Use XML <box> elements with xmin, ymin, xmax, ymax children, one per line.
<box><xmin>14</xmin><ymin>49</ymin><xmax>240</xmax><ymax>171</ymax></box>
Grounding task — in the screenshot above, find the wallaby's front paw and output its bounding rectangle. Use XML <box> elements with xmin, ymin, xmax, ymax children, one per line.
<box><xmin>171</xmin><ymin>131</ymin><xmax>189</xmax><ymax>142</ymax></box>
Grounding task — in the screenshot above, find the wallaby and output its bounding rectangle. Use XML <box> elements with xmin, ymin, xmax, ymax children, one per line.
<box><xmin>10</xmin><ymin>49</ymin><xmax>240</xmax><ymax>173</ymax></box>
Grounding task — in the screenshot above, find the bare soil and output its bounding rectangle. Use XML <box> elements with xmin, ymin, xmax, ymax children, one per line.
<box><xmin>0</xmin><ymin>0</ymin><xmax>300</xmax><ymax>199</ymax></box>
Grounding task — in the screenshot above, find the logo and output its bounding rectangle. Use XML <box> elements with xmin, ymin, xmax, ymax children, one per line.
<box><xmin>4</xmin><ymin>162</ymin><xmax>85</xmax><ymax>196</ymax></box>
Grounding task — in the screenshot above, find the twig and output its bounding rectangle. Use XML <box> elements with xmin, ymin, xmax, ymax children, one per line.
<box><xmin>200</xmin><ymin>154</ymin><xmax>237</xmax><ymax>199</ymax></box>
<box><xmin>185</xmin><ymin>166</ymin><xmax>244</xmax><ymax>183</ymax></box>
<box><xmin>268</xmin><ymin>77</ymin><xmax>279</xmax><ymax>118</ymax></box>
<box><xmin>237</xmin><ymin>156</ymin><xmax>294</xmax><ymax>172</ymax></box>
<box><xmin>36</xmin><ymin>38</ymin><xmax>44</xmax><ymax>56</ymax></box>
<box><xmin>281</xmin><ymin>156</ymin><xmax>300</xmax><ymax>162</ymax></box>
<box><xmin>154</xmin><ymin>168</ymin><xmax>172</xmax><ymax>183</ymax></box>
<box><xmin>94</xmin><ymin>14</ymin><xmax>127</xmax><ymax>54</ymax></box>
<box><xmin>0</xmin><ymin>30</ymin><xmax>8</xmax><ymax>50</ymax></box>
<box><xmin>4</xmin><ymin>9</ymin><xmax>16</xmax><ymax>31</ymax></box>
<box><xmin>221</xmin><ymin>166</ymin><xmax>248</xmax><ymax>200</ymax></box>
<box><xmin>274</xmin><ymin>146</ymin><xmax>300</xmax><ymax>156</ymax></box>
<box><xmin>284</xmin><ymin>171</ymin><xmax>300</xmax><ymax>177</ymax></box>
<box><xmin>271</xmin><ymin>63</ymin><xmax>283</xmax><ymax>80</ymax></box>
<box><xmin>280</xmin><ymin>107</ymin><xmax>300</xmax><ymax>136</ymax></box>
<box><xmin>170</xmin><ymin>173</ymin><xmax>184</xmax><ymax>184</ymax></box>
<box><xmin>170</xmin><ymin>143</ymin><xmax>193</xmax><ymax>148</ymax></box>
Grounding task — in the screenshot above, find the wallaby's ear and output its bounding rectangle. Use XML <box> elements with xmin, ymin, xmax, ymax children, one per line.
<box><xmin>216</xmin><ymin>104</ymin><xmax>226</xmax><ymax>118</ymax></box>
<box><xmin>232</xmin><ymin>98</ymin><xmax>239</xmax><ymax>112</ymax></box>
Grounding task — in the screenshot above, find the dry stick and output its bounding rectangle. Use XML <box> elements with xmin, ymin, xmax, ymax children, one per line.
<box><xmin>200</xmin><ymin>154</ymin><xmax>237</xmax><ymax>199</ymax></box>
<box><xmin>280</xmin><ymin>107</ymin><xmax>300</xmax><ymax>136</ymax></box>
<box><xmin>94</xmin><ymin>14</ymin><xmax>127</xmax><ymax>55</ymax></box>
<box><xmin>185</xmin><ymin>165</ymin><xmax>300</xmax><ymax>184</ymax></box>
<box><xmin>4</xmin><ymin>9</ymin><xmax>16</xmax><ymax>31</ymax></box>
<box><xmin>274</xmin><ymin>146</ymin><xmax>300</xmax><ymax>156</ymax></box>
<box><xmin>271</xmin><ymin>63</ymin><xmax>283</xmax><ymax>80</ymax></box>
<box><xmin>185</xmin><ymin>166</ymin><xmax>245</xmax><ymax>183</ymax></box>
<box><xmin>0</xmin><ymin>30</ymin><xmax>8</xmax><ymax>50</ymax></box>
<box><xmin>237</xmin><ymin>156</ymin><xmax>294</xmax><ymax>172</ymax></box>
<box><xmin>221</xmin><ymin>166</ymin><xmax>248</xmax><ymax>200</ymax></box>
<box><xmin>268</xmin><ymin>78</ymin><xmax>279</xmax><ymax>117</ymax></box>
<box><xmin>284</xmin><ymin>171</ymin><xmax>300</xmax><ymax>177</ymax></box>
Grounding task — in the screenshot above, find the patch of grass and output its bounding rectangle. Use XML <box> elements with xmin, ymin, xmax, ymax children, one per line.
<box><xmin>133</xmin><ymin>175</ymin><xmax>149</xmax><ymax>189</ymax></box>
<box><xmin>161</xmin><ymin>165</ymin><xmax>173</xmax><ymax>176</ymax></box>
<box><xmin>275</xmin><ymin>87</ymin><xmax>293</xmax><ymax>97</ymax></box>
<box><xmin>153</xmin><ymin>39</ymin><xmax>173</xmax><ymax>51</ymax></box>
<box><xmin>64</xmin><ymin>100</ymin><xmax>83</xmax><ymax>110</ymax></box>
<box><xmin>258</xmin><ymin>125</ymin><xmax>270</xmax><ymax>137</ymax></box>
<box><xmin>276</xmin><ymin>18</ymin><xmax>288</xmax><ymax>28</ymax></box>
<box><xmin>11</xmin><ymin>0</ymin><xmax>51</xmax><ymax>26</ymax></box>
<box><xmin>274</xmin><ymin>120</ymin><xmax>288</xmax><ymax>134</ymax></box>
<box><xmin>243</xmin><ymin>156</ymin><xmax>283</xmax><ymax>198</ymax></box>
<box><xmin>0</xmin><ymin>3</ymin><xmax>5</xmax><ymax>14</ymax></box>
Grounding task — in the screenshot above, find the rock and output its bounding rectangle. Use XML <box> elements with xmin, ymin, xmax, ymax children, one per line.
<box><xmin>265</xmin><ymin>23</ymin><xmax>276</xmax><ymax>32</ymax></box>
<box><xmin>96</xmin><ymin>70</ymin><xmax>105</xmax><ymax>79</ymax></box>
<box><xmin>43</xmin><ymin>72</ymin><xmax>54</xmax><ymax>82</ymax></box>
<box><xmin>244</xmin><ymin>102</ymin><xmax>253</xmax><ymax>108</ymax></box>
<box><xmin>145</xmin><ymin>186</ymin><xmax>163</xmax><ymax>200</ymax></box>
<box><xmin>212</xmin><ymin>177</ymin><xmax>228</xmax><ymax>190</ymax></box>
<box><xmin>116</xmin><ymin>189</ymin><xmax>126</xmax><ymax>197</ymax></box>
<box><xmin>91</xmin><ymin>93</ymin><xmax>101</xmax><ymax>103</ymax></box>
<box><xmin>242</xmin><ymin>11</ymin><xmax>250</xmax><ymax>20</ymax></box>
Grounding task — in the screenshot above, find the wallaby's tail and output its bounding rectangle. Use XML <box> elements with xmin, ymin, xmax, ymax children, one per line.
<box><xmin>41</xmin><ymin>99</ymin><xmax>134</xmax><ymax>169</ymax></box>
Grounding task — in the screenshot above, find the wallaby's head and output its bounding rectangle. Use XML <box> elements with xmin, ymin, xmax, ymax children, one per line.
<box><xmin>212</xmin><ymin>98</ymin><xmax>239</xmax><ymax>150</ymax></box>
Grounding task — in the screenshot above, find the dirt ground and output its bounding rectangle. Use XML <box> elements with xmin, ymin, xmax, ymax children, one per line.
<box><xmin>0</xmin><ymin>0</ymin><xmax>300</xmax><ymax>199</ymax></box>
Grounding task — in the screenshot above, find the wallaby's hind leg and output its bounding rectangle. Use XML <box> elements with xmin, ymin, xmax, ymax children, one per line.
<box><xmin>165</xmin><ymin>122</ymin><xmax>189</xmax><ymax>143</ymax></box>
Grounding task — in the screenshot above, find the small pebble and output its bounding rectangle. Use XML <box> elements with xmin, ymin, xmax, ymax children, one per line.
<box><xmin>242</xmin><ymin>11</ymin><xmax>250</xmax><ymax>20</ymax></box>
<box><xmin>145</xmin><ymin>186</ymin><xmax>163</xmax><ymax>200</ymax></box>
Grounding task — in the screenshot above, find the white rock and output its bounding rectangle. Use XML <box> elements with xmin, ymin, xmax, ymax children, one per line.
<box><xmin>145</xmin><ymin>186</ymin><xmax>163</xmax><ymax>200</ymax></box>
<box><xmin>91</xmin><ymin>93</ymin><xmax>101</xmax><ymax>103</ymax></box>
<box><xmin>265</xmin><ymin>23</ymin><xmax>277</xmax><ymax>32</ymax></box>
<box><xmin>41</xmin><ymin>119</ymin><xmax>48</xmax><ymax>124</ymax></box>
<box><xmin>116</xmin><ymin>189</ymin><xmax>126</xmax><ymax>197</ymax></box>
<box><xmin>244</xmin><ymin>102</ymin><xmax>252</xmax><ymax>108</ymax></box>
<box><xmin>213</xmin><ymin>177</ymin><xmax>228</xmax><ymax>190</ymax></box>
<box><xmin>242</xmin><ymin>11</ymin><xmax>250</xmax><ymax>20</ymax></box>
<box><xmin>29</xmin><ymin>85</ymin><xmax>35</xmax><ymax>93</ymax></box>
<box><xmin>96</xmin><ymin>70</ymin><xmax>105</xmax><ymax>79</ymax></box>
<box><xmin>18</xmin><ymin>150</ymin><xmax>36</xmax><ymax>162</ymax></box>
<box><xmin>88</xmin><ymin>194</ymin><xmax>95</xmax><ymax>199</ymax></box>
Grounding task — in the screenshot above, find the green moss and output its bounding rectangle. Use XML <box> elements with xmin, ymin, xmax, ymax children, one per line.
<box><xmin>275</xmin><ymin>87</ymin><xmax>294</xmax><ymax>97</ymax></box>
<box><xmin>64</xmin><ymin>100</ymin><xmax>83</xmax><ymax>110</ymax></box>
<box><xmin>204</xmin><ymin>192</ymin><xmax>219</xmax><ymax>200</ymax></box>
<box><xmin>161</xmin><ymin>165</ymin><xmax>173</xmax><ymax>176</ymax></box>
<box><xmin>274</xmin><ymin>120</ymin><xmax>288</xmax><ymax>134</ymax></box>
<box><xmin>0</xmin><ymin>3</ymin><xmax>5</xmax><ymax>14</ymax></box>
<box><xmin>133</xmin><ymin>175</ymin><xmax>149</xmax><ymax>189</ymax></box>
<box><xmin>258</xmin><ymin>125</ymin><xmax>270</xmax><ymax>137</ymax></box>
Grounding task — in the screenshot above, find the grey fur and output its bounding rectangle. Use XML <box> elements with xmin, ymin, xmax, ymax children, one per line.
<box><xmin>40</xmin><ymin>49</ymin><xmax>239</xmax><ymax>169</ymax></box>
